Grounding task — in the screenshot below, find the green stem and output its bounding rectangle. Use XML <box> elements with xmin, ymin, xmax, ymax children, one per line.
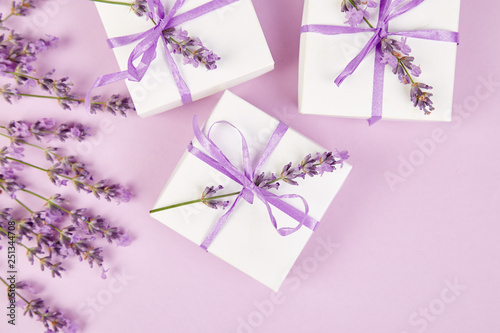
<box><xmin>149</xmin><ymin>191</ymin><xmax>241</xmax><ymax>213</ymax></box>
<box><xmin>398</xmin><ymin>58</ymin><xmax>415</xmax><ymax>84</ymax></box>
<box><xmin>15</xmin><ymin>198</ymin><xmax>33</xmax><ymax>214</ymax></box>
<box><xmin>4</xmin><ymin>71</ymin><xmax>39</xmax><ymax>82</ymax></box>
<box><xmin>5</xmin><ymin>156</ymin><xmax>48</xmax><ymax>173</ymax></box>
<box><xmin>0</xmin><ymin>276</ymin><xmax>44</xmax><ymax>318</ymax></box>
<box><xmin>0</xmin><ymin>131</ymin><xmax>65</xmax><ymax>160</ymax></box>
<box><xmin>1</xmin><ymin>91</ymin><xmax>108</xmax><ymax>107</ymax></box>
<box><xmin>21</xmin><ymin>188</ymin><xmax>71</xmax><ymax>215</ymax></box>
<box><xmin>3</xmin><ymin>91</ymin><xmax>82</xmax><ymax>102</ymax></box>
<box><xmin>0</xmin><ymin>13</ymin><xmax>13</xmax><ymax>24</ymax></box>
<box><xmin>0</xmin><ymin>276</ymin><xmax>31</xmax><ymax>304</ymax></box>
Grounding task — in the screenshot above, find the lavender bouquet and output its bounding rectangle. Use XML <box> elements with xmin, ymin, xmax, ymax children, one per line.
<box><xmin>0</xmin><ymin>2</ymin><xmax>136</xmax><ymax>115</ymax></box>
<box><xmin>1</xmin><ymin>3</ymin><xmax>133</xmax><ymax>332</ymax></box>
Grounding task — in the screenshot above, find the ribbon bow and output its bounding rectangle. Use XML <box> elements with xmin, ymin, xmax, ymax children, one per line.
<box><xmin>188</xmin><ymin>116</ymin><xmax>319</xmax><ymax>251</ymax></box>
<box><xmin>86</xmin><ymin>0</ymin><xmax>241</xmax><ymax>110</ymax></box>
<box><xmin>301</xmin><ymin>0</ymin><xmax>459</xmax><ymax>125</ymax></box>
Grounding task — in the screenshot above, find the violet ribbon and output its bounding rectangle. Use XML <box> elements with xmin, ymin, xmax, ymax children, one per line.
<box><xmin>85</xmin><ymin>0</ymin><xmax>240</xmax><ymax>110</ymax></box>
<box><xmin>300</xmin><ymin>0</ymin><xmax>459</xmax><ymax>125</ymax></box>
<box><xmin>188</xmin><ymin>116</ymin><xmax>319</xmax><ymax>251</ymax></box>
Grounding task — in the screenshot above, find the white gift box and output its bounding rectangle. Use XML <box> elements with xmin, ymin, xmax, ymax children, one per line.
<box><xmin>94</xmin><ymin>0</ymin><xmax>274</xmax><ymax>118</ymax></box>
<box><xmin>150</xmin><ymin>91</ymin><xmax>351</xmax><ymax>291</ymax></box>
<box><xmin>299</xmin><ymin>0</ymin><xmax>461</xmax><ymax>122</ymax></box>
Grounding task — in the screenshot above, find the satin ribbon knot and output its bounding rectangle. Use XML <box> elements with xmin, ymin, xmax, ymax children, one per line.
<box><xmin>188</xmin><ymin>116</ymin><xmax>318</xmax><ymax>251</ymax></box>
<box><xmin>86</xmin><ymin>0</ymin><xmax>241</xmax><ymax>110</ymax></box>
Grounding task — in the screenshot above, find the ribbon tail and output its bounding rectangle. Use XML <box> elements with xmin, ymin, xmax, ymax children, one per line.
<box><xmin>368</xmin><ymin>43</ymin><xmax>385</xmax><ymax>125</ymax></box>
<box><xmin>265</xmin><ymin>193</ymin><xmax>318</xmax><ymax>232</ymax></box>
<box><xmin>390</xmin><ymin>30</ymin><xmax>459</xmax><ymax>44</ymax></box>
<box><xmin>162</xmin><ymin>38</ymin><xmax>192</xmax><ymax>104</ymax></box>
<box><xmin>300</xmin><ymin>24</ymin><xmax>373</xmax><ymax>35</ymax></box>
<box><xmin>334</xmin><ymin>33</ymin><xmax>380</xmax><ymax>86</ymax></box>
<box><xmin>253</xmin><ymin>122</ymin><xmax>288</xmax><ymax>176</ymax></box>
<box><xmin>200</xmin><ymin>194</ymin><xmax>242</xmax><ymax>251</ymax></box>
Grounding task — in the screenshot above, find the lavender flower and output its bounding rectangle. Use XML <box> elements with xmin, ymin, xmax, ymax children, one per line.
<box><xmin>201</xmin><ymin>185</ymin><xmax>230</xmax><ymax>209</ymax></box>
<box><xmin>91</xmin><ymin>181</ymin><xmax>132</xmax><ymax>204</ymax></box>
<box><xmin>339</xmin><ymin>2</ymin><xmax>435</xmax><ymax>114</ymax></box>
<box><xmin>11</xmin><ymin>0</ymin><xmax>37</xmax><ymax>17</ymax></box>
<box><xmin>153</xmin><ymin>150</ymin><xmax>350</xmax><ymax>215</ymax></box>
<box><xmin>0</xmin><ymin>84</ymin><xmax>20</xmax><ymax>104</ymax></box>
<box><xmin>272</xmin><ymin>151</ymin><xmax>348</xmax><ymax>187</ymax></box>
<box><xmin>379</xmin><ymin>36</ymin><xmax>435</xmax><ymax>114</ymax></box>
<box><xmin>163</xmin><ymin>27</ymin><xmax>220</xmax><ymax>70</ymax></box>
<box><xmin>341</xmin><ymin>0</ymin><xmax>377</xmax><ymax>27</ymax></box>
<box><xmin>254</xmin><ymin>172</ymin><xmax>279</xmax><ymax>190</ymax></box>
<box><xmin>0</xmin><ymin>29</ymin><xmax>134</xmax><ymax>115</ymax></box>
<box><xmin>131</xmin><ymin>0</ymin><xmax>148</xmax><ymax>17</ymax></box>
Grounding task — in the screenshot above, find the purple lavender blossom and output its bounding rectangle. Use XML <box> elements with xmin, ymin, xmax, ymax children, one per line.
<box><xmin>254</xmin><ymin>172</ymin><xmax>279</xmax><ymax>190</ymax></box>
<box><xmin>11</xmin><ymin>0</ymin><xmax>37</xmax><ymax>17</ymax></box>
<box><xmin>4</xmin><ymin>119</ymin><xmax>91</xmax><ymax>143</ymax></box>
<box><xmin>201</xmin><ymin>185</ymin><xmax>230</xmax><ymax>209</ymax></box>
<box><xmin>410</xmin><ymin>82</ymin><xmax>434</xmax><ymax>114</ymax></box>
<box><xmin>91</xmin><ymin>181</ymin><xmax>132</xmax><ymax>204</ymax></box>
<box><xmin>344</xmin><ymin>7</ymin><xmax>367</xmax><ymax>27</ymax></box>
<box><xmin>38</xmin><ymin>70</ymin><xmax>73</xmax><ymax>96</ymax></box>
<box><xmin>0</xmin><ymin>28</ymin><xmax>134</xmax><ymax>115</ymax></box>
<box><xmin>379</xmin><ymin>37</ymin><xmax>435</xmax><ymax>114</ymax></box>
<box><xmin>131</xmin><ymin>0</ymin><xmax>148</xmax><ymax>17</ymax></box>
<box><xmin>8</xmin><ymin>120</ymin><xmax>31</xmax><ymax>137</ymax></box>
<box><xmin>341</xmin><ymin>0</ymin><xmax>376</xmax><ymax>27</ymax></box>
<box><xmin>162</xmin><ymin>27</ymin><xmax>220</xmax><ymax>70</ymax></box>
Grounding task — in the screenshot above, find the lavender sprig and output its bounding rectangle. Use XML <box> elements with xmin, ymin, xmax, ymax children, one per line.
<box><xmin>1</xmin><ymin>0</ymin><xmax>38</xmax><ymax>23</ymax></box>
<box><xmin>340</xmin><ymin>0</ymin><xmax>434</xmax><ymax>114</ymax></box>
<box><xmin>149</xmin><ymin>150</ymin><xmax>349</xmax><ymax>214</ymax></box>
<box><xmin>201</xmin><ymin>185</ymin><xmax>230</xmax><ymax>209</ymax></box>
<box><xmin>0</xmin><ymin>27</ymin><xmax>135</xmax><ymax>115</ymax></box>
<box><xmin>0</xmin><ymin>276</ymin><xmax>77</xmax><ymax>333</ymax></box>
<box><xmin>1</xmin><ymin>70</ymin><xmax>135</xmax><ymax>115</ymax></box>
<box><xmin>0</xmin><ymin>125</ymin><xmax>132</xmax><ymax>203</ymax></box>
<box><xmin>163</xmin><ymin>28</ymin><xmax>220</xmax><ymax>70</ymax></box>
<box><xmin>89</xmin><ymin>0</ymin><xmax>220</xmax><ymax>70</ymax></box>
<box><xmin>90</xmin><ymin>0</ymin><xmax>148</xmax><ymax>17</ymax></box>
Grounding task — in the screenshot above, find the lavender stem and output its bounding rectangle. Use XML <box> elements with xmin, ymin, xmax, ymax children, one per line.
<box><xmin>149</xmin><ymin>191</ymin><xmax>241</xmax><ymax>213</ymax></box>
<box><xmin>0</xmin><ymin>276</ymin><xmax>31</xmax><ymax>305</ymax></box>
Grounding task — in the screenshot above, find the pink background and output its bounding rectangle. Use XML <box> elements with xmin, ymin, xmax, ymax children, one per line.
<box><xmin>1</xmin><ymin>0</ymin><xmax>499</xmax><ymax>332</ymax></box>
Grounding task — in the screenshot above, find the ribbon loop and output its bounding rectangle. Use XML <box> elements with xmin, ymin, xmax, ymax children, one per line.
<box><xmin>189</xmin><ymin>116</ymin><xmax>318</xmax><ymax>251</ymax></box>
<box><xmin>87</xmin><ymin>0</ymin><xmax>242</xmax><ymax>111</ymax></box>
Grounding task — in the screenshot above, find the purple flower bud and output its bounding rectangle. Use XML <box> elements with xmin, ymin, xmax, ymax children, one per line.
<box><xmin>201</xmin><ymin>185</ymin><xmax>230</xmax><ymax>209</ymax></box>
<box><xmin>410</xmin><ymin>82</ymin><xmax>434</xmax><ymax>115</ymax></box>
